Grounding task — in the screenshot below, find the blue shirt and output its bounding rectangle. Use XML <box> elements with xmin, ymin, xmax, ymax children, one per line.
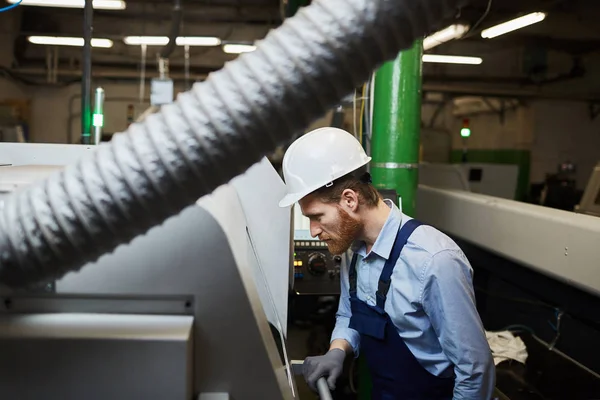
<box><xmin>331</xmin><ymin>200</ymin><xmax>495</xmax><ymax>400</ymax></box>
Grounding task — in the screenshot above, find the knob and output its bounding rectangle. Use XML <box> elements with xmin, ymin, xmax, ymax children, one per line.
<box><xmin>333</xmin><ymin>256</ymin><xmax>342</xmax><ymax>264</ymax></box>
<box><xmin>307</xmin><ymin>253</ymin><xmax>328</xmax><ymax>276</ymax></box>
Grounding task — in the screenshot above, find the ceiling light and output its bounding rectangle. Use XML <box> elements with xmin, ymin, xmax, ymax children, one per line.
<box><xmin>423</xmin><ymin>24</ymin><xmax>470</xmax><ymax>51</ymax></box>
<box><xmin>481</xmin><ymin>12</ymin><xmax>546</xmax><ymax>39</ymax></box>
<box><xmin>124</xmin><ymin>36</ymin><xmax>169</xmax><ymax>46</ymax></box>
<box><xmin>28</xmin><ymin>36</ymin><xmax>113</xmax><ymax>48</ymax></box>
<box><xmin>176</xmin><ymin>36</ymin><xmax>221</xmax><ymax>46</ymax></box>
<box><xmin>422</xmin><ymin>54</ymin><xmax>482</xmax><ymax>65</ymax></box>
<box><xmin>7</xmin><ymin>0</ymin><xmax>126</xmax><ymax>10</ymax></box>
<box><xmin>223</xmin><ymin>44</ymin><xmax>256</xmax><ymax>54</ymax></box>
<box><xmin>124</xmin><ymin>36</ymin><xmax>221</xmax><ymax>46</ymax></box>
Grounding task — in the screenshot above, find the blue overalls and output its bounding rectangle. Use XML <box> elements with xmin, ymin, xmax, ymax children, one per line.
<box><xmin>348</xmin><ymin>219</ymin><xmax>455</xmax><ymax>400</ymax></box>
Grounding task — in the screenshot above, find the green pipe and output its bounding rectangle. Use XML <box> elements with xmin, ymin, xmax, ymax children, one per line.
<box><xmin>370</xmin><ymin>39</ymin><xmax>423</xmax><ymax>217</ymax></box>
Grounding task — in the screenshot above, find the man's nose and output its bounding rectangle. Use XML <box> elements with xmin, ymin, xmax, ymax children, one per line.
<box><xmin>310</xmin><ymin>221</ymin><xmax>322</xmax><ymax>238</ymax></box>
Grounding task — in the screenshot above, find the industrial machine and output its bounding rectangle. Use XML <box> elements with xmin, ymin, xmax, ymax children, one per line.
<box><xmin>419</xmin><ymin>162</ymin><xmax>519</xmax><ymax>199</ymax></box>
<box><xmin>576</xmin><ymin>162</ymin><xmax>600</xmax><ymax>217</ymax></box>
<box><xmin>416</xmin><ymin>185</ymin><xmax>600</xmax><ymax>297</ymax></box>
<box><xmin>0</xmin><ymin>144</ymin><xmax>300</xmax><ymax>400</ymax></box>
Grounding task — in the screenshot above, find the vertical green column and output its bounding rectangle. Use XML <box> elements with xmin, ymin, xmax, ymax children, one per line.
<box><xmin>370</xmin><ymin>39</ymin><xmax>423</xmax><ymax>217</ymax></box>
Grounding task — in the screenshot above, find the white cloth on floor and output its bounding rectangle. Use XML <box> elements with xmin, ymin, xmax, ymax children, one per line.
<box><xmin>485</xmin><ymin>330</ymin><xmax>528</xmax><ymax>366</ymax></box>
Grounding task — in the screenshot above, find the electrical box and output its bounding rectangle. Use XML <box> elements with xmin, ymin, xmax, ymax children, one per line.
<box><xmin>150</xmin><ymin>78</ymin><xmax>174</xmax><ymax>106</ymax></box>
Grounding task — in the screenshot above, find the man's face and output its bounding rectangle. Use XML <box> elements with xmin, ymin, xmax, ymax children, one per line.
<box><xmin>299</xmin><ymin>194</ymin><xmax>362</xmax><ymax>255</ymax></box>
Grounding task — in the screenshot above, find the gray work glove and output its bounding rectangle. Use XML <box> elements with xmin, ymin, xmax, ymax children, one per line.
<box><xmin>302</xmin><ymin>348</ymin><xmax>346</xmax><ymax>392</ymax></box>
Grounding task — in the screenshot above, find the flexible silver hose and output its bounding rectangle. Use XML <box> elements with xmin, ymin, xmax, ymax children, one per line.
<box><xmin>0</xmin><ymin>0</ymin><xmax>466</xmax><ymax>287</ymax></box>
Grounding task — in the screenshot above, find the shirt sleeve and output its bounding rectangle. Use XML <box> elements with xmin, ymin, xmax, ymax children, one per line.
<box><xmin>421</xmin><ymin>249</ymin><xmax>496</xmax><ymax>400</ymax></box>
<box><xmin>330</xmin><ymin>251</ymin><xmax>361</xmax><ymax>356</ymax></box>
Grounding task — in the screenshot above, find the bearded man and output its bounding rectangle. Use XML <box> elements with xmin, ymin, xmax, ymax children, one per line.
<box><xmin>278</xmin><ymin>127</ymin><xmax>495</xmax><ymax>400</ymax></box>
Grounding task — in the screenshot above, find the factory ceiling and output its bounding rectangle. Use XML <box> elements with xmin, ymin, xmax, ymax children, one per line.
<box><xmin>3</xmin><ymin>0</ymin><xmax>600</xmax><ymax>100</ymax></box>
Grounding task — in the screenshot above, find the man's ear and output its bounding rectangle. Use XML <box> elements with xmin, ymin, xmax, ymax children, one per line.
<box><xmin>340</xmin><ymin>189</ymin><xmax>359</xmax><ymax>212</ymax></box>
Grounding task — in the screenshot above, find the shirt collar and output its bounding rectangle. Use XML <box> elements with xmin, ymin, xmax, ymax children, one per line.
<box><xmin>352</xmin><ymin>199</ymin><xmax>403</xmax><ymax>260</ymax></box>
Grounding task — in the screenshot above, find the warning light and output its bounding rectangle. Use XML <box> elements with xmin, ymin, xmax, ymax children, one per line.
<box><xmin>461</xmin><ymin>118</ymin><xmax>471</xmax><ymax>137</ymax></box>
<box><xmin>93</xmin><ymin>113</ymin><xmax>104</xmax><ymax>128</ymax></box>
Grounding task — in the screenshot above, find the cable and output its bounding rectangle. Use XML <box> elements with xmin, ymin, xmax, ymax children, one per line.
<box><xmin>358</xmin><ymin>84</ymin><xmax>366</xmax><ymax>146</ymax></box>
<box><xmin>462</xmin><ymin>0</ymin><xmax>493</xmax><ymax>39</ymax></box>
<box><xmin>0</xmin><ymin>0</ymin><xmax>21</xmax><ymax>12</ymax></box>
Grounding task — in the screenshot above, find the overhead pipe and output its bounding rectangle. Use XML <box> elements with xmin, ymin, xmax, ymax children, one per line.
<box><xmin>0</xmin><ymin>0</ymin><xmax>466</xmax><ymax>288</ymax></box>
<box><xmin>371</xmin><ymin>39</ymin><xmax>424</xmax><ymax>216</ymax></box>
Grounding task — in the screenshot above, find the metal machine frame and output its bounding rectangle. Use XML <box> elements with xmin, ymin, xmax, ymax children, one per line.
<box><xmin>0</xmin><ymin>144</ymin><xmax>296</xmax><ymax>400</ymax></box>
<box><xmin>416</xmin><ymin>185</ymin><xmax>600</xmax><ymax>297</ymax></box>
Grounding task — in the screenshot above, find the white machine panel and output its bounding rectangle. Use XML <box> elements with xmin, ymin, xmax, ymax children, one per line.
<box><xmin>0</xmin><ymin>145</ymin><xmax>291</xmax><ymax>338</ymax></box>
<box><xmin>577</xmin><ymin>162</ymin><xmax>600</xmax><ymax>218</ymax></box>
<box><xmin>419</xmin><ymin>162</ymin><xmax>519</xmax><ymax>199</ymax></box>
<box><xmin>230</xmin><ymin>158</ymin><xmax>292</xmax><ymax>336</ymax></box>
<box><xmin>416</xmin><ymin>185</ymin><xmax>600</xmax><ymax>297</ymax></box>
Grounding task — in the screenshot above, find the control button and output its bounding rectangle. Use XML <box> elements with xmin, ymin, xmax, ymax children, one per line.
<box><xmin>307</xmin><ymin>253</ymin><xmax>328</xmax><ymax>276</ymax></box>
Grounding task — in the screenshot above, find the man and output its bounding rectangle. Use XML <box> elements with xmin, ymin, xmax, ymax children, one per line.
<box><xmin>278</xmin><ymin>127</ymin><xmax>495</xmax><ymax>399</ymax></box>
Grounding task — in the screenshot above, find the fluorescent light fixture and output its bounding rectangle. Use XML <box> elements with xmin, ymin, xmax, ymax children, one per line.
<box><xmin>223</xmin><ymin>44</ymin><xmax>256</xmax><ymax>54</ymax></box>
<box><xmin>481</xmin><ymin>12</ymin><xmax>546</xmax><ymax>39</ymax></box>
<box><xmin>422</xmin><ymin>54</ymin><xmax>482</xmax><ymax>65</ymax></box>
<box><xmin>124</xmin><ymin>36</ymin><xmax>169</xmax><ymax>46</ymax></box>
<box><xmin>28</xmin><ymin>36</ymin><xmax>113</xmax><ymax>48</ymax></box>
<box><xmin>124</xmin><ymin>36</ymin><xmax>221</xmax><ymax>46</ymax></box>
<box><xmin>176</xmin><ymin>36</ymin><xmax>221</xmax><ymax>46</ymax></box>
<box><xmin>8</xmin><ymin>0</ymin><xmax>126</xmax><ymax>10</ymax></box>
<box><xmin>423</xmin><ymin>24</ymin><xmax>470</xmax><ymax>51</ymax></box>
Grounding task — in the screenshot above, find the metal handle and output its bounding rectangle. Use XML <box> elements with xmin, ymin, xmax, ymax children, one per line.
<box><xmin>316</xmin><ymin>377</ymin><xmax>333</xmax><ymax>400</ymax></box>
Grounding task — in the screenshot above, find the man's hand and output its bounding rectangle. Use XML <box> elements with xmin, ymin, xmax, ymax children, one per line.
<box><xmin>302</xmin><ymin>348</ymin><xmax>346</xmax><ymax>391</ymax></box>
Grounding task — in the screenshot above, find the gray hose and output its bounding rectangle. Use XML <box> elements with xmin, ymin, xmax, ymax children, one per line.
<box><xmin>0</xmin><ymin>0</ymin><xmax>466</xmax><ymax>288</ymax></box>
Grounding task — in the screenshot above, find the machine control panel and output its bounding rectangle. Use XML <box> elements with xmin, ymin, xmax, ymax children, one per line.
<box><xmin>293</xmin><ymin>240</ymin><xmax>341</xmax><ymax>295</ymax></box>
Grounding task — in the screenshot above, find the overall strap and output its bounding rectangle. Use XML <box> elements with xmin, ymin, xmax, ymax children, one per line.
<box><xmin>376</xmin><ymin>219</ymin><xmax>423</xmax><ymax>309</ymax></box>
<box><xmin>349</xmin><ymin>253</ymin><xmax>359</xmax><ymax>299</ymax></box>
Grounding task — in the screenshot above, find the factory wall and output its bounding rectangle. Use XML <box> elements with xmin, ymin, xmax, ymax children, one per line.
<box><xmin>531</xmin><ymin>100</ymin><xmax>600</xmax><ymax>190</ymax></box>
<box><xmin>421</xmin><ymin>101</ymin><xmax>534</xmax><ymax>200</ymax></box>
<box><xmin>0</xmin><ymin>79</ymin><xmax>29</xmax><ymax>100</ymax></box>
<box><xmin>422</xmin><ymin>97</ymin><xmax>600</xmax><ymax>199</ymax></box>
<box><xmin>18</xmin><ymin>80</ymin><xmax>356</xmax><ymax>144</ymax></box>
<box><xmin>30</xmin><ymin>82</ymin><xmax>156</xmax><ymax>143</ymax></box>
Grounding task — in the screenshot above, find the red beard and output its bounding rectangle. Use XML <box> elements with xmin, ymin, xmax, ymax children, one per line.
<box><xmin>321</xmin><ymin>207</ymin><xmax>362</xmax><ymax>255</ymax></box>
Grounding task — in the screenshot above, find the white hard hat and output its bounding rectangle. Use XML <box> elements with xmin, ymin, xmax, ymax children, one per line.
<box><xmin>278</xmin><ymin>127</ymin><xmax>371</xmax><ymax>207</ymax></box>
